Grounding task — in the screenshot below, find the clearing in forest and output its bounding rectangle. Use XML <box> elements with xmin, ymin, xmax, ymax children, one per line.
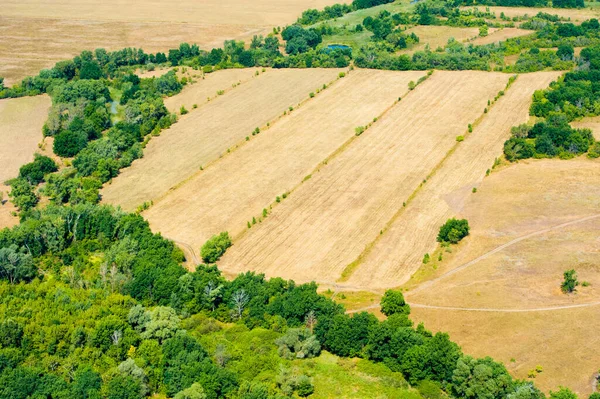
<box><xmin>463</xmin><ymin>5</ymin><xmax>600</xmax><ymax>23</ymax></box>
<box><xmin>571</xmin><ymin>116</ymin><xmax>600</xmax><ymax>140</ymax></box>
<box><xmin>0</xmin><ymin>0</ymin><xmax>344</xmax><ymax>84</ymax></box>
<box><xmin>346</xmin><ymin>71</ymin><xmax>561</xmax><ymax>289</ymax></box>
<box><xmin>101</xmin><ymin>68</ymin><xmax>342</xmax><ymax>211</ymax></box>
<box><xmin>405</xmin><ymin>158</ymin><xmax>600</xmax><ymax>395</ymax></box>
<box><xmin>401</xmin><ymin>25</ymin><xmax>480</xmax><ymax>53</ymax></box>
<box><xmin>0</xmin><ymin>95</ymin><xmax>50</xmax><ymax>228</ymax></box>
<box><xmin>469</xmin><ymin>27</ymin><xmax>533</xmax><ymax>45</ymax></box>
<box><xmin>144</xmin><ymin>69</ymin><xmax>426</xmax><ymax>251</ymax></box>
<box><xmin>219</xmin><ymin>71</ymin><xmax>510</xmax><ymax>283</ymax></box>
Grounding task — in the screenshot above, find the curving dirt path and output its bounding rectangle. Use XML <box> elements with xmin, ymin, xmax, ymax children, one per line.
<box><xmin>345</xmin><ymin>213</ymin><xmax>600</xmax><ymax>314</ymax></box>
<box><xmin>408</xmin><ymin>213</ymin><xmax>600</xmax><ymax>295</ymax></box>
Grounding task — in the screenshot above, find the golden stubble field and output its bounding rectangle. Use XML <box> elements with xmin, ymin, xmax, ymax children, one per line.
<box><xmin>219</xmin><ymin>71</ymin><xmax>510</xmax><ymax>283</ymax></box>
<box><xmin>143</xmin><ymin>69</ymin><xmax>426</xmax><ymax>252</ymax></box>
<box><xmin>403</xmin><ymin>158</ymin><xmax>600</xmax><ymax>395</ymax></box>
<box><xmin>101</xmin><ymin>68</ymin><xmax>343</xmax><ymax>211</ymax></box>
<box><xmin>463</xmin><ymin>5</ymin><xmax>600</xmax><ymax>23</ymax></box>
<box><xmin>0</xmin><ymin>0</ymin><xmax>345</xmax><ymax>84</ymax></box>
<box><xmin>347</xmin><ymin>71</ymin><xmax>562</xmax><ymax>289</ymax></box>
<box><xmin>0</xmin><ymin>95</ymin><xmax>50</xmax><ymax>228</ymax></box>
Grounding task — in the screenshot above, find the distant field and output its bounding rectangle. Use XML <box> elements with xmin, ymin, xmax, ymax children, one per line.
<box><xmin>311</xmin><ymin>0</ymin><xmax>415</xmax><ymax>29</ymax></box>
<box><xmin>144</xmin><ymin>69</ymin><xmax>426</xmax><ymax>252</ymax></box>
<box><xmin>0</xmin><ymin>95</ymin><xmax>50</xmax><ymax>228</ymax></box>
<box><xmin>463</xmin><ymin>5</ymin><xmax>600</xmax><ymax>23</ymax></box>
<box><xmin>0</xmin><ymin>0</ymin><xmax>345</xmax><ymax>84</ymax></box>
<box><xmin>101</xmin><ymin>68</ymin><xmax>342</xmax><ymax>211</ymax></box>
<box><xmin>347</xmin><ymin>71</ymin><xmax>561</xmax><ymax>289</ymax></box>
<box><xmin>405</xmin><ymin>158</ymin><xmax>600</xmax><ymax>394</ymax></box>
<box><xmin>219</xmin><ymin>71</ymin><xmax>509</xmax><ymax>284</ymax></box>
<box><xmin>402</xmin><ymin>25</ymin><xmax>480</xmax><ymax>53</ymax></box>
<box><xmin>469</xmin><ymin>27</ymin><xmax>533</xmax><ymax>46</ymax></box>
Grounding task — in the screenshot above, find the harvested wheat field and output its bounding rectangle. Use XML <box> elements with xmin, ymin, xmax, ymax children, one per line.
<box><xmin>470</xmin><ymin>27</ymin><xmax>533</xmax><ymax>45</ymax></box>
<box><xmin>101</xmin><ymin>68</ymin><xmax>342</xmax><ymax>211</ymax></box>
<box><xmin>572</xmin><ymin>116</ymin><xmax>600</xmax><ymax>140</ymax></box>
<box><xmin>219</xmin><ymin>71</ymin><xmax>510</xmax><ymax>283</ymax></box>
<box><xmin>402</xmin><ymin>26</ymin><xmax>479</xmax><ymax>53</ymax></box>
<box><xmin>463</xmin><ymin>5</ymin><xmax>600</xmax><ymax>23</ymax></box>
<box><xmin>0</xmin><ymin>95</ymin><xmax>50</xmax><ymax>228</ymax></box>
<box><xmin>0</xmin><ymin>0</ymin><xmax>344</xmax><ymax>84</ymax></box>
<box><xmin>346</xmin><ymin>71</ymin><xmax>561</xmax><ymax>289</ymax></box>
<box><xmin>403</xmin><ymin>158</ymin><xmax>600</xmax><ymax>394</ymax></box>
<box><xmin>144</xmin><ymin>69</ymin><xmax>426</xmax><ymax>252</ymax></box>
<box><xmin>164</xmin><ymin>68</ymin><xmax>263</xmax><ymax>113</ymax></box>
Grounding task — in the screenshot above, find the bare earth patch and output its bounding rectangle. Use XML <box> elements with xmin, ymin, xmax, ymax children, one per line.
<box><xmin>405</xmin><ymin>158</ymin><xmax>600</xmax><ymax>395</ymax></box>
<box><xmin>143</xmin><ymin>69</ymin><xmax>426</xmax><ymax>251</ymax></box>
<box><xmin>101</xmin><ymin>68</ymin><xmax>342</xmax><ymax>211</ymax></box>
<box><xmin>219</xmin><ymin>71</ymin><xmax>509</xmax><ymax>284</ymax></box>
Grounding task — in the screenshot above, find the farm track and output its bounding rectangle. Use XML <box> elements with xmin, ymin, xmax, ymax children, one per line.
<box><xmin>345</xmin><ymin>71</ymin><xmax>561</xmax><ymax>288</ymax></box>
<box><xmin>219</xmin><ymin>71</ymin><xmax>509</xmax><ymax>283</ymax></box>
<box><xmin>101</xmin><ymin>68</ymin><xmax>342</xmax><ymax>211</ymax></box>
<box><xmin>343</xmin><ymin>213</ymin><xmax>600</xmax><ymax>313</ymax></box>
<box><xmin>144</xmin><ymin>69</ymin><xmax>426</xmax><ymax>251</ymax></box>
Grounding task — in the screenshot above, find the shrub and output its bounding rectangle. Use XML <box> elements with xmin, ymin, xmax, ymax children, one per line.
<box><xmin>456</xmin><ymin>136</ymin><xmax>464</xmax><ymax>142</ymax></box>
<box><xmin>53</xmin><ymin>130</ymin><xmax>88</xmax><ymax>157</ymax></box>
<box><xmin>200</xmin><ymin>232</ymin><xmax>232</xmax><ymax>263</ymax></box>
<box><xmin>380</xmin><ymin>290</ymin><xmax>410</xmax><ymax>316</ymax></box>
<box><xmin>338</xmin><ymin>72</ymin><xmax>346</xmax><ymax>78</ymax></box>
<box><xmin>355</xmin><ymin>126</ymin><xmax>366</xmax><ymax>136</ymax></box>
<box><xmin>423</xmin><ymin>253</ymin><xmax>430</xmax><ymax>264</ymax></box>
<box><xmin>275</xmin><ymin>328</ymin><xmax>321</xmax><ymax>360</ymax></box>
<box><xmin>561</xmin><ymin>269</ymin><xmax>579</xmax><ymax>293</ymax></box>
<box><xmin>180</xmin><ymin>106</ymin><xmax>188</xmax><ymax>115</ymax></box>
<box><xmin>437</xmin><ymin>218</ymin><xmax>469</xmax><ymax>244</ymax></box>
<box><xmin>19</xmin><ymin>154</ymin><xmax>58</xmax><ymax>184</ymax></box>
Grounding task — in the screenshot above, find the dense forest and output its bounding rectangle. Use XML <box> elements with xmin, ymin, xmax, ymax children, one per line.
<box><xmin>1</xmin><ymin>0</ymin><xmax>600</xmax><ymax>397</ymax></box>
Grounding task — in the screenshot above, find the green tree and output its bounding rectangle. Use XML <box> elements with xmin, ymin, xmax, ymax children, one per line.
<box><xmin>275</xmin><ymin>327</ymin><xmax>321</xmax><ymax>359</ymax></box>
<box><xmin>561</xmin><ymin>269</ymin><xmax>579</xmax><ymax>293</ymax></box>
<box><xmin>437</xmin><ymin>218</ymin><xmax>470</xmax><ymax>244</ymax></box>
<box><xmin>200</xmin><ymin>232</ymin><xmax>232</xmax><ymax>263</ymax></box>
<box><xmin>380</xmin><ymin>290</ymin><xmax>410</xmax><ymax>317</ymax></box>
<box><xmin>7</xmin><ymin>178</ymin><xmax>38</xmax><ymax>211</ymax></box>
<box><xmin>549</xmin><ymin>387</ymin><xmax>579</xmax><ymax>399</ymax></box>
<box><xmin>452</xmin><ymin>356</ymin><xmax>514</xmax><ymax>399</ymax></box>
<box><xmin>174</xmin><ymin>383</ymin><xmax>207</xmax><ymax>399</ymax></box>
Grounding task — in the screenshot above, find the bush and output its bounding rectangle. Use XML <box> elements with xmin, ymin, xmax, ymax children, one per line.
<box><xmin>200</xmin><ymin>232</ymin><xmax>232</xmax><ymax>263</ymax></box>
<box><xmin>19</xmin><ymin>154</ymin><xmax>58</xmax><ymax>184</ymax></box>
<box><xmin>561</xmin><ymin>269</ymin><xmax>579</xmax><ymax>293</ymax></box>
<box><xmin>380</xmin><ymin>290</ymin><xmax>410</xmax><ymax>317</ymax></box>
<box><xmin>437</xmin><ymin>218</ymin><xmax>469</xmax><ymax>244</ymax></box>
<box><xmin>53</xmin><ymin>130</ymin><xmax>88</xmax><ymax>157</ymax></box>
<box><xmin>275</xmin><ymin>328</ymin><xmax>321</xmax><ymax>359</ymax></box>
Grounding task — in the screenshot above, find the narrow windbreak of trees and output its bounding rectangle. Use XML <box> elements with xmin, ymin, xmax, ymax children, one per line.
<box><xmin>455</xmin><ymin>0</ymin><xmax>583</xmax><ymax>8</ymax></box>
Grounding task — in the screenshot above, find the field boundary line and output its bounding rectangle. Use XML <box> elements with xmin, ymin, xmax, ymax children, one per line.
<box><xmin>337</xmin><ymin>73</ymin><xmax>518</xmax><ymax>282</ymax></box>
<box><xmin>144</xmin><ymin>67</ymin><xmax>351</xmax><ymax>211</ymax></box>
<box><xmin>232</xmin><ymin>69</ymin><xmax>431</xmax><ymax>242</ymax></box>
